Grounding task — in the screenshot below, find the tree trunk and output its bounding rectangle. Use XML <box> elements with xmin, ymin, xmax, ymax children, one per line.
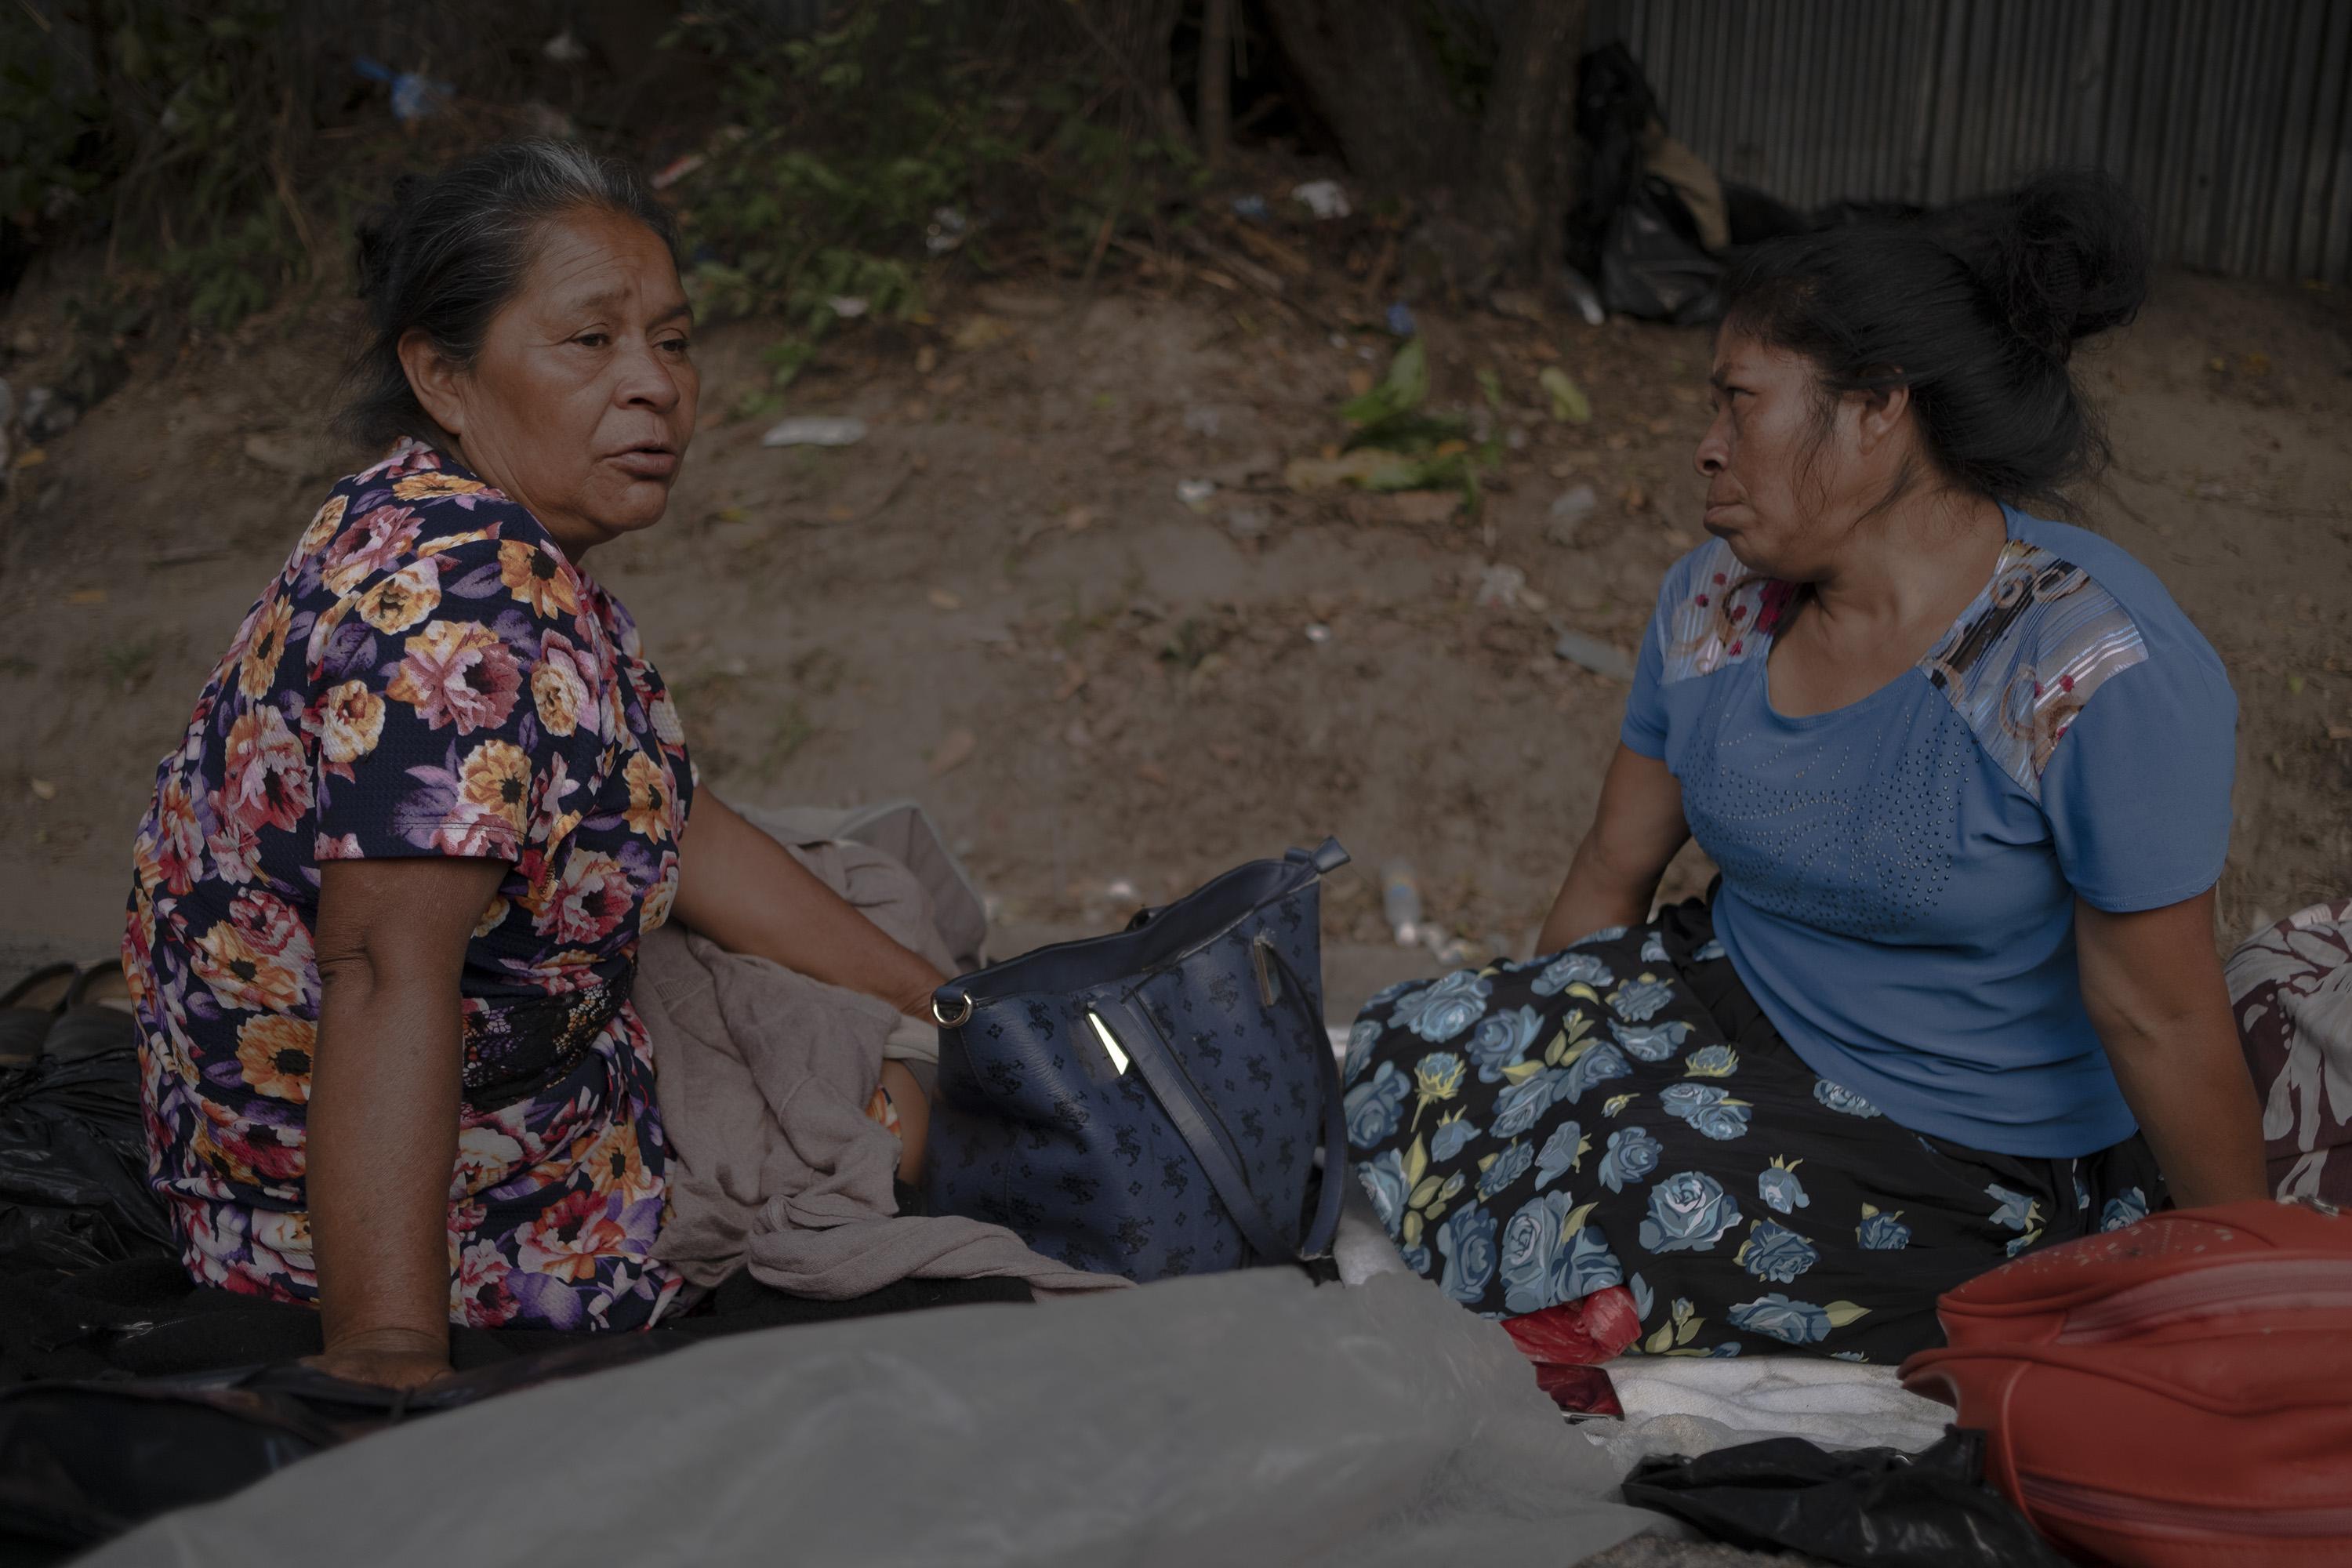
<box><xmin>1473</xmin><ymin>0</ymin><xmax>1588</xmax><ymax>274</ymax></box>
<box><xmin>1254</xmin><ymin>0</ymin><xmax>1472</xmax><ymax>192</ymax></box>
<box><xmin>1199</xmin><ymin>0</ymin><xmax>1233</xmax><ymax>166</ymax></box>
<box><xmin>1084</xmin><ymin>0</ymin><xmax>1192</xmax><ymax>146</ymax></box>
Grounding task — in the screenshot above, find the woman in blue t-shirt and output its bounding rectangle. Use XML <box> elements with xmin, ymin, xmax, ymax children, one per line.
<box><xmin>1344</xmin><ymin>172</ymin><xmax>2266</xmax><ymax>1361</ymax></box>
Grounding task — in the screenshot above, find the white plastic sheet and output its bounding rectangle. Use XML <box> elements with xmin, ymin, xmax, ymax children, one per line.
<box><xmin>90</xmin><ymin>1269</ymin><xmax>1675</xmax><ymax>1568</ymax></box>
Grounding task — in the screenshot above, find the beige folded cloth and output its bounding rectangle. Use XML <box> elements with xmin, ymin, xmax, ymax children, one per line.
<box><xmin>637</xmin><ymin>815</ymin><xmax>1122</xmax><ymax>1298</ymax></box>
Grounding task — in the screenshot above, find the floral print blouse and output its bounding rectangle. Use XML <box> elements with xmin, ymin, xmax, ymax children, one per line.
<box><xmin>125</xmin><ymin>437</ymin><xmax>691</xmax><ymax>1332</ymax></box>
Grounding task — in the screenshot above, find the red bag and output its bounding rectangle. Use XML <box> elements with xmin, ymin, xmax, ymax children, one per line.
<box><xmin>1900</xmin><ymin>1200</ymin><xmax>2352</xmax><ymax>1566</ymax></box>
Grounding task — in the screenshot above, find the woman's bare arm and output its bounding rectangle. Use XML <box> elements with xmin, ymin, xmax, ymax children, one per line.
<box><xmin>673</xmin><ymin>789</ymin><xmax>946</xmax><ymax>1178</ymax></box>
<box><xmin>1535</xmin><ymin>746</ymin><xmax>1693</xmax><ymax>955</ymax></box>
<box><xmin>2075</xmin><ymin>890</ymin><xmax>2268</xmax><ymax>1209</ymax></box>
<box><xmin>307</xmin><ymin>855</ymin><xmax>505</xmax><ymax>1390</ymax></box>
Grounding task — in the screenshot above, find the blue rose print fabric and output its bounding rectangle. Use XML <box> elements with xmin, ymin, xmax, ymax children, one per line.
<box><xmin>125</xmin><ymin>438</ymin><xmax>693</xmax><ymax>1333</ymax></box>
<box><xmin>1343</xmin><ymin>897</ymin><xmax>2166</xmax><ymax>1361</ymax></box>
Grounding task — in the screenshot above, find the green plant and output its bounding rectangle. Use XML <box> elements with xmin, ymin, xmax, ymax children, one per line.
<box><xmin>662</xmin><ymin>1</ymin><xmax>1197</xmax><ymax>408</ymax></box>
<box><xmin>0</xmin><ymin>16</ymin><xmax>105</xmax><ymax>223</ymax></box>
<box><xmin>5</xmin><ymin>0</ymin><xmax>314</xmax><ymax>335</ymax></box>
<box><xmin>759</xmin><ymin>702</ymin><xmax>816</xmax><ymax>775</ymax></box>
<box><xmin>99</xmin><ymin>637</ymin><xmax>160</xmax><ymax>693</ymax></box>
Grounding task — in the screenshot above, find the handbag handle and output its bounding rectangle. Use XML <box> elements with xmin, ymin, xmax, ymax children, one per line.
<box><xmin>1105</xmin><ymin>939</ymin><xmax>1347</xmax><ymax>1266</ymax></box>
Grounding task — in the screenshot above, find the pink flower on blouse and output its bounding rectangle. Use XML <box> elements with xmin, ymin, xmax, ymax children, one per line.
<box><xmin>387</xmin><ymin>620</ymin><xmax>522</xmax><ymax>735</ymax></box>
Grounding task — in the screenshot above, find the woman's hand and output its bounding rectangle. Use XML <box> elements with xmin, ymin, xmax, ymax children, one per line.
<box><xmin>310</xmin><ymin>856</ymin><xmax>507</xmax><ymax>1385</ymax></box>
<box><xmin>303</xmin><ymin>1325</ymin><xmax>453</xmax><ymax>1392</ymax></box>
<box><xmin>2077</xmin><ymin>890</ymin><xmax>2269</xmax><ymax>1208</ymax></box>
<box><xmin>1536</xmin><ymin>745</ymin><xmax>1693</xmax><ymax>955</ymax></box>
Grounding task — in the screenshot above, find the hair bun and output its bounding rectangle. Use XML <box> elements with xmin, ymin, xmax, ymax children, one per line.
<box><xmin>1940</xmin><ymin>170</ymin><xmax>2150</xmax><ymax>363</ymax></box>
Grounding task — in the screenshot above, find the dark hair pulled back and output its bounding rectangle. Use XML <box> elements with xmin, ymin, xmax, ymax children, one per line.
<box><xmin>1720</xmin><ymin>169</ymin><xmax>2150</xmax><ymax>510</ymax></box>
<box><xmin>336</xmin><ymin>140</ymin><xmax>680</xmax><ymax>449</ymax></box>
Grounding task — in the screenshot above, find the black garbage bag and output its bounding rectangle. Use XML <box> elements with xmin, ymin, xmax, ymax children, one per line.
<box><xmin>1619</xmin><ymin>1429</ymin><xmax>2067</xmax><ymax>1568</ymax></box>
<box><xmin>0</xmin><ymin>1338</ymin><xmax>671</xmax><ymax>1559</ymax></box>
<box><xmin>1596</xmin><ymin>172</ymin><xmax>1725</xmax><ymax>325</ymax></box>
<box><xmin>0</xmin><ymin>1048</ymin><xmax>173</xmax><ymax>1276</ymax></box>
<box><xmin>1567</xmin><ymin>42</ymin><xmax>1725</xmax><ymax>324</ymax></box>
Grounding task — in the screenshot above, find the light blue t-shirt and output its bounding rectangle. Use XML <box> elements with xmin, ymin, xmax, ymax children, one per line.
<box><xmin>1621</xmin><ymin>508</ymin><xmax>2236</xmax><ymax>1156</ymax></box>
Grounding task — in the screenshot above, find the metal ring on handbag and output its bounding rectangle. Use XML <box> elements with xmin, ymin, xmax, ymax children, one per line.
<box><xmin>931</xmin><ymin>993</ymin><xmax>973</xmax><ymax>1028</ymax></box>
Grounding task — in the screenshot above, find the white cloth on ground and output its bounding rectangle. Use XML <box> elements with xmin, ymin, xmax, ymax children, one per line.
<box><xmin>1584</xmin><ymin>1356</ymin><xmax>1954</xmax><ymax>1475</ymax></box>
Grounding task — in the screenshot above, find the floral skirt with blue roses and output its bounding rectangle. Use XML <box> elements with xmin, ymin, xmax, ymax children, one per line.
<box><xmin>1342</xmin><ymin>897</ymin><xmax>2165</xmax><ymax>1363</ymax></box>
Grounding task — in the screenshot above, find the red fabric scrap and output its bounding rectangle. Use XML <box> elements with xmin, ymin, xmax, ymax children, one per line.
<box><xmin>1501</xmin><ymin>1286</ymin><xmax>1644</xmax><ymax>1416</ymax></box>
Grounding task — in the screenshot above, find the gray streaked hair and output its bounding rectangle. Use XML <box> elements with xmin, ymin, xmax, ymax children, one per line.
<box><xmin>334</xmin><ymin>140</ymin><xmax>681</xmax><ymax>449</ymax></box>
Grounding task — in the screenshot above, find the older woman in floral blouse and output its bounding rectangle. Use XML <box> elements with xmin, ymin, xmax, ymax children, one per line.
<box><xmin>125</xmin><ymin>142</ymin><xmax>943</xmax><ymax>1389</ymax></box>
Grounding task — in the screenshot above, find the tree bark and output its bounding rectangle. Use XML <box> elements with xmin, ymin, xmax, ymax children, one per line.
<box><xmin>1198</xmin><ymin>0</ymin><xmax>1233</xmax><ymax>166</ymax></box>
<box><xmin>1081</xmin><ymin>0</ymin><xmax>1192</xmax><ymax>145</ymax></box>
<box><xmin>1254</xmin><ymin>0</ymin><xmax>1472</xmax><ymax>192</ymax></box>
<box><xmin>1473</xmin><ymin>0</ymin><xmax>1588</xmax><ymax>274</ymax></box>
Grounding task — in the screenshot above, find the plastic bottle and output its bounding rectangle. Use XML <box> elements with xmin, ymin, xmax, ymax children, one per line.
<box><xmin>1381</xmin><ymin>862</ymin><xmax>1423</xmax><ymax>948</ymax></box>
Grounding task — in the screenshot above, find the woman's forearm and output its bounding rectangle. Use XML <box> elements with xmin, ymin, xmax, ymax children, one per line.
<box><xmin>1536</xmin><ymin>834</ymin><xmax>1663</xmax><ymax>954</ymax></box>
<box><xmin>2075</xmin><ymin>893</ymin><xmax>2269</xmax><ymax>1210</ymax></box>
<box><xmin>308</xmin><ymin>956</ymin><xmax>463</xmax><ymax>1356</ymax></box>
<box><xmin>2100</xmin><ymin>1018</ymin><xmax>2269</xmax><ymax>1208</ymax></box>
<box><xmin>675</xmin><ymin>793</ymin><xmax>946</xmax><ymax>1016</ymax></box>
<box><xmin>1535</xmin><ymin>746</ymin><xmax>1693</xmax><ymax>956</ymax></box>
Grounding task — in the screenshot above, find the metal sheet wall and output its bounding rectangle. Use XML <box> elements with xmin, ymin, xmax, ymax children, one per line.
<box><xmin>1586</xmin><ymin>0</ymin><xmax>2352</xmax><ymax>281</ymax></box>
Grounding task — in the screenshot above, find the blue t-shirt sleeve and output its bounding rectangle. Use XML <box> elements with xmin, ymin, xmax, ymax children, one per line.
<box><xmin>1619</xmin><ymin>592</ymin><xmax>1671</xmax><ymax>759</ymax></box>
<box><xmin>2041</xmin><ymin>649</ymin><xmax>2236</xmax><ymax>912</ymax></box>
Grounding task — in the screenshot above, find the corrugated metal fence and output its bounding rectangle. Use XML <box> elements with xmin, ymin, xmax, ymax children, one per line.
<box><xmin>1586</xmin><ymin>0</ymin><xmax>2352</xmax><ymax>281</ymax></box>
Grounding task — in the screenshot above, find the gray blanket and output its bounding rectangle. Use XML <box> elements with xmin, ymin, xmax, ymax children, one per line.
<box><xmin>87</xmin><ymin>1268</ymin><xmax>1675</xmax><ymax>1566</ymax></box>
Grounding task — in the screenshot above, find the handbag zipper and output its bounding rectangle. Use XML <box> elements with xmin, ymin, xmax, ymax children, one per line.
<box><xmin>2052</xmin><ymin>1258</ymin><xmax>2352</xmax><ymax>1344</ymax></box>
<box><xmin>2020</xmin><ymin>1474</ymin><xmax>2352</xmax><ymax>1539</ymax></box>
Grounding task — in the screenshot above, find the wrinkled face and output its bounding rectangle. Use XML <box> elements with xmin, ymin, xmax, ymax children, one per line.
<box><xmin>1694</xmin><ymin>328</ymin><xmax>1887</xmax><ymax>580</ymax></box>
<box><xmin>423</xmin><ymin>206</ymin><xmax>698</xmax><ymax>556</ymax></box>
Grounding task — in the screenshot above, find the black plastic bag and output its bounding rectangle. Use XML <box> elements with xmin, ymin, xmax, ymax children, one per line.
<box><xmin>1619</xmin><ymin>1429</ymin><xmax>2067</xmax><ymax>1568</ymax></box>
<box><xmin>0</xmin><ymin>1338</ymin><xmax>673</xmax><ymax>1557</ymax></box>
<box><xmin>1566</xmin><ymin>43</ymin><xmax>1725</xmax><ymax>324</ymax></box>
<box><xmin>0</xmin><ymin>1049</ymin><xmax>172</xmax><ymax>1276</ymax></box>
<box><xmin>1596</xmin><ymin>172</ymin><xmax>1725</xmax><ymax>325</ymax></box>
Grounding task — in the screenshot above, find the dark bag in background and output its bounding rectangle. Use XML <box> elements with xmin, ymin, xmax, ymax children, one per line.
<box><xmin>924</xmin><ymin>840</ymin><xmax>1349</xmax><ymax>1283</ymax></box>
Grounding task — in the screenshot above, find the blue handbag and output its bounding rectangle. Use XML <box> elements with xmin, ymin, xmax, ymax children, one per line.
<box><xmin>924</xmin><ymin>840</ymin><xmax>1350</xmax><ymax>1282</ymax></box>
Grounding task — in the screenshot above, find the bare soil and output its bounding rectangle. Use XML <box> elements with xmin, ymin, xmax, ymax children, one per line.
<box><xmin>4</xmin><ymin>265</ymin><xmax>2349</xmax><ymax>1004</ymax></box>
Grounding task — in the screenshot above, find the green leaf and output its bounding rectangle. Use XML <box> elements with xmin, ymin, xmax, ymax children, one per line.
<box><xmin>1674</xmin><ymin>1315</ymin><xmax>1704</xmax><ymax>1346</ymax></box>
<box><xmin>1341</xmin><ymin>336</ymin><xmax>1428</xmax><ymax>426</ymax></box>
<box><xmin>1346</xmin><ymin>409</ymin><xmax>1472</xmax><ymax>453</ymax></box>
<box><xmin>1498</xmin><ymin>1060</ymin><xmax>1546</xmax><ymax>1084</ymax></box>
<box><xmin>1642</xmin><ymin>1323</ymin><xmax>1676</xmax><ymax>1355</ymax></box>
<box><xmin>1563</xmin><ymin>1203</ymin><xmax>1596</xmax><ymax>1237</ymax></box>
<box><xmin>1408</xmin><ymin>1175</ymin><xmax>1445</xmax><ymax>1210</ymax></box>
<box><xmin>1404</xmin><ymin>1134</ymin><xmax>1428</xmax><ymax>1189</ymax></box>
<box><xmin>1540</xmin><ymin>366</ymin><xmax>1592</xmax><ymax>423</ymax></box>
<box><xmin>1823</xmin><ymin>1301</ymin><xmax>1872</xmax><ymax>1328</ymax></box>
<box><xmin>1402</xmin><ymin>1210</ymin><xmax>1425</xmax><ymax>1250</ymax></box>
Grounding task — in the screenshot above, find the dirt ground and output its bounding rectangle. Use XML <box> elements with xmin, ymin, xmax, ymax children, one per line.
<box><xmin>4</xmin><ymin>262</ymin><xmax>2349</xmax><ymax>1008</ymax></box>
